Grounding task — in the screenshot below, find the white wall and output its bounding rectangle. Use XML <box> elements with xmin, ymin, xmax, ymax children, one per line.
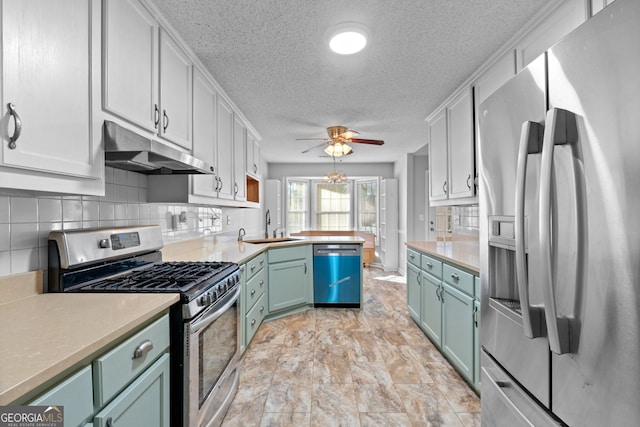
<box><xmin>268</xmin><ymin>162</ymin><xmax>395</xmax><ymax>180</ymax></box>
<box><xmin>394</xmin><ymin>155</ymin><xmax>409</xmax><ymax>276</ymax></box>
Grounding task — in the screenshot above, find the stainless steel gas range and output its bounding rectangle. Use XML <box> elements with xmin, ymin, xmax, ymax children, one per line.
<box><xmin>47</xmin><ymin>225</ymin><xmax>240</xmax><ymax>427</ymax></box>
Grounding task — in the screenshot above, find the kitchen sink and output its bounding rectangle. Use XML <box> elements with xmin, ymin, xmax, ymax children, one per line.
<box><xmin>242</xmin><ymin>237</ymin><xmax>302</xmax><ymax>244</ymax></box>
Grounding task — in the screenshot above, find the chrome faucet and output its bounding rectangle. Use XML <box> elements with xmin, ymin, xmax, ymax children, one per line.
<box><xmin>237</xmin><ymin>227</ymin><xmax>245</xmax><ymax>241</ymax></box>
<box><xmin>265</xmin><ymin>209</ymin><xmax>271</xmax><ymax>238</ymax></box>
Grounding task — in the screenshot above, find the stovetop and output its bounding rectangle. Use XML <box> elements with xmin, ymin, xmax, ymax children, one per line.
<box><xmin>76</xmin><ymin>261</ymin><xmax>239</xmax><ymax>302</ymax></box>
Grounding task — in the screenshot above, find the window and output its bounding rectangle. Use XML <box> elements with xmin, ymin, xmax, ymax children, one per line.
<box><xmin>285</xmin><ymin>177</ymin><xmax>379</xmax><ymax>235</ymax></box>
<box><xmin>286</xmin><ymin>179</ymin><xmax>308</xmax><ymax>233</ymax></box>
<box><xmin>314</xmin><ymin>182</ymin><xmax>351</xmax><ymax>230</ymax></box>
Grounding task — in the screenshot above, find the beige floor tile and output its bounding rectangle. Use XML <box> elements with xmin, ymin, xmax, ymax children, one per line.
<box><xmin>223</xmin><ymin>267</ymin><xmax>481</xmax><ymax>425</ymax></box>
<box><xmin>310</xmin><ymin>383</ymin><xmax>359</xmax><ymax>427</ymax></box>
<box><xmin>353</xmin><ymin>383</ymin><xmax>404</xmax><ymax>413</ymax></box>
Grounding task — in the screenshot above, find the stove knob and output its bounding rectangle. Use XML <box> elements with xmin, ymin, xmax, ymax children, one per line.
<box><xmin>198</xmin><ymin>293</ymin><xmax>210</xmax><ymax>306</ymax></box>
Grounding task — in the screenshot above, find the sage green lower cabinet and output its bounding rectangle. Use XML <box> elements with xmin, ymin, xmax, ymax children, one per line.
<box><xmin>28</xmin><ymin>366</ymin><xmax>93</xmax><ymax>426</ymax></box>
<box><xmin>23</xmin><ymin>314</ymin><xmax>170</xmax><ymax>427</ymax></box>
<box><xmin>441</xmin><ymin>283</ymin><xmax>474</xmax><ymax>382</ymax></box>
<box><xmin>405</xmin><ymin>248</ymin><xmax>480</xmax><ymax>392</ymax></box>
<box><xmin>92</xmin><ymin>353</ymin><xmax>170</xmax><ymax>427</ymax></box>
<box><xmin>406</xmin><ymin>262</ymin><xmax>421</xmax><ymax>322</ymax></box>
<box><xmin>240</xmin><ymin>253</ymin><xmax>267</xmax><ymax>353</ymax></box>
<box><xmin>420</xmin><ymin>272</ymin><xmax>443</xmax><ymax>347</ymax></box>
<box><xmin>268</xmin><ymin>245</ymin><xmax>313</xmax><ymax>313</ymax></box>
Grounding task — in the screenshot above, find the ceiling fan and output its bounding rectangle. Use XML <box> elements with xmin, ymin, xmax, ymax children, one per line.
<box><xmin>298</xmin><ymin>125</ymin><xmax>384</xmax><ymax>156</ymax></box>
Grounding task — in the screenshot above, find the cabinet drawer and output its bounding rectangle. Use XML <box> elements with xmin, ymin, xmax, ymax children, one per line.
<box><xmin>245</xmin><ymin>293</ymin><xmax>266</xmax><ymax>344</ymax></box>
<box><xmin>246</xmin><ymin>253</ymin><xmax>266</xmax><ymax>280</ymax></box>
<box><xmin>421</xmin><ymin>254</ymin><xmax>442</xmax><ymax>279</ymax></box>
<box><xmin>245</xmin><ymin>267</ymin><xmax>266</xmax><ymax>311</ymax></box>
<box><xmin>268</xmin><ymin>245</ymin><xmax>306</xmax><ymax>263</ymax></box>
<box><xmin>93</xmin><ymin>315</ymin><xmax>170</xmax><ymax>407</ymax></box>
<box><xmin>28</xmin><ymin>366</ymin><xmax>93</xmax><ymax>427</ymax></box>
<box><xmin>407</xmin><ymin>248</ymin><xmax>421</xmax><ymax>268</ymax></box>
<box><xmin>443</xmin><ymin>264</ymin><xmax>474</xmax><ymax>296</ymax></box>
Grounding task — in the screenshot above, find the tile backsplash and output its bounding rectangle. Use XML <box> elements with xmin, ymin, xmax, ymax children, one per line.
<box><xmin>435</xmin><ymin>205</ymin><xmax>479</xmax><ymax>241</ymax></box>
<box><xmin>0</xmin><ymin>167</ymin><xmax>227</xmax><ymax>277</ymax></box>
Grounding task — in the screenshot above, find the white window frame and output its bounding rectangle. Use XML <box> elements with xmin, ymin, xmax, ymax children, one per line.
<box><xmin>311</xmin><ymin>180</ymin><xmax>353</xmax><ymax>230</ymax></box>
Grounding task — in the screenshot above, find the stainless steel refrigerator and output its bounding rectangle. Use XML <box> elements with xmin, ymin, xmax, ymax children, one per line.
<box><xmin>478</xmin><ymin>0</ymin><xmax>640</xmax><ymax>425</ymax></box>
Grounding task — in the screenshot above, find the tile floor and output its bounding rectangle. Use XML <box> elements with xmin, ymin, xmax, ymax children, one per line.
<box><xmin>222</xmin><ymin>267</ymin><xmax>481</xmax><ymax>427</ymax></box>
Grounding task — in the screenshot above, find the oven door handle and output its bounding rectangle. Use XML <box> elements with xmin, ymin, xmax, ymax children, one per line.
<box><xmin>190</xmin><ymin>286</ymin><xmax>241</xmax><ymax>334</ymax></box>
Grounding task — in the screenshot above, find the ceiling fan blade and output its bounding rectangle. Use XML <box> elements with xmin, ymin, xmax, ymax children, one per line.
<box><xmin>296</xmin><ymin>137</ymin><xmax>330</xmax><ymax>141</ymax></box>
<box><xmin>301</xmin><ymin>142</ymin><xmax>327</xmax><ymax>153</ymax></box>
<box><xmin>348</xmin><ymin>138</ymin><xmax>384</xmax><ymax>145</ymax></box>
<box><xmin>339</xmin><ymin>129</ymin><xmax>360</xmax><ymax>139</ymax></box>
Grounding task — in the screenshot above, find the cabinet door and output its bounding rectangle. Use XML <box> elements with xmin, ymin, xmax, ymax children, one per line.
<box><xmin>442</xmin><ymin>283</ymin><xmax>474</xmax><ymax>382</ymax></box>
<box><xmin>1</xmin><ymin>0</ymin><xmax>101</xmax><ymax>181</ymax></box>
<box><xmin>93</xmin><ymin>353</ymin><xmax>170</xmax><ymax>427</ymax></box>
<box><xmin>447</xmin><ymin>88</ymin><xmax>475</xmax><ymax>199</ymax></box>
<box><xmin>474</xmin><ymin>298</ymin><xmax>480</xmax><ymax>389</ymax></box>
<box><xmin>159</xmin><ymin>29</ymin><xmax>192</xmax><ymax>150</ymax></box>
<box><xmin>428</xmin><ymin>108</ymin><xmax>448</xmax><ymax>201</ymax></box>
<box><xmin>246</xmin><ymin>131</ymin><xmax>260</xmax><ymax>177</ymax></box>
<box><xmin>268</xmin><ymin>259</ymin><xmax>310</xmax><ymax>312</ymax></box>
<box><xmin>103</xmin><ymin>0</ymin><xmax>157</xmax><ymax>132</ymax></box>
<box><xmin>233</xmin><ymin>115</ymin><xmax>246</xmax><ymax>201</ymax></box>
<box><xmin>215</xmin><ymin>97</ymin><xmax>234</xmax><ymax>200</ymax></box>
<box><xmin>406</xmin><ymin>263</ymin><xmax>421</xmax><ymax>322</ymax></box>
<box><xmin>420</xmin><ymin>272</ymin><xmax>442</xmax><ymax>347</ymax></box>
<box><xmin>192</xmin><ymin>67</ymin><xmax>218</xmax><ymax>198</ymax></box>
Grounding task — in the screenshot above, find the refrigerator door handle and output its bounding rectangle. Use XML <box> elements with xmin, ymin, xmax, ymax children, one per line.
<box><xmin>515</xmin><ymin>120</ymin><xmax>545</xmax><ymax>339</ymax></box>
<box><xmin>539</xmin><ymin>108</ymin><xmax>578</xmax><ymax>354</ymax></box>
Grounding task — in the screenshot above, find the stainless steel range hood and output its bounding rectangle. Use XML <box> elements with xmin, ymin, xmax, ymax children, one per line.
<box><xmin>104</xmin><ymin>121</ymin><xmax>214</xmax><ymax>175</ymax></box>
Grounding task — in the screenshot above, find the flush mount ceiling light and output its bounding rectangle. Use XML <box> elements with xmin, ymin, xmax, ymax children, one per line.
<box><xmin>328</xmin><ymin>22</ymin><xmax>369</xmax><ymax>55</ymax></box>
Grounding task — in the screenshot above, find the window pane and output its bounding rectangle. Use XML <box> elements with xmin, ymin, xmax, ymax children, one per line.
<box><xmin>357</xmin><ymin>181</ymin><xmax>378</xmax><ymax>236</ymax></box>
<box><xmin>316</xmin><ymin>183</ymin><xmax>350</xmax><ymax>230</ymax></box>
<box><xmin>287</xmin><ymin>180</ymin><xmax>308</xmax><ymax>233</ymax></box>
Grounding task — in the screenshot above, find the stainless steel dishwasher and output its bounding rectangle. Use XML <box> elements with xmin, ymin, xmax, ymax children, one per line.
<box><xmin>313</xmin><ymin>244</ymin><xmax>362</xmax><ymax>307</ymax></box>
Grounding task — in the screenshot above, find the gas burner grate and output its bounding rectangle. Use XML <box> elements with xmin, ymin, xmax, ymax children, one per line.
<box><xmin>79</xmin><ymin>261</ymin><xmax>236</xmax><ymax>294</ymax></box>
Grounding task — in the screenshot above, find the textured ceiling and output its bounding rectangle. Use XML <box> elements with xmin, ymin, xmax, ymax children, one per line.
<box><xmin>150</xmin><ymin>0</ymin><xmax>553</xmax><ymax>164</ymax></box>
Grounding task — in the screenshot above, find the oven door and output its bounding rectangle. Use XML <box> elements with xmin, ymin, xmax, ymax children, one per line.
<box><xmin>185</xmin><ymin>285</ymin><xmax>240</xmax><ymax>427</ymax></box>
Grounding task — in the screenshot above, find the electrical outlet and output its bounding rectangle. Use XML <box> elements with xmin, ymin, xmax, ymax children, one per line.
<box><xmin>226</xmin><ymin>215</ymin><xmax>231</xmax><ymax>225</ymax></box>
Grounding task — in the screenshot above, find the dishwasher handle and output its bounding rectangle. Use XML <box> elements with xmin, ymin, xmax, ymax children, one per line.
<box><xmin>313</xmin><ymin>244</ymin><xmax>361</xmax><ymax>256</ymax></box>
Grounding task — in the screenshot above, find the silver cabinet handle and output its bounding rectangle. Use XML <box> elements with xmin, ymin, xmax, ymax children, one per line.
<box><xmin>250</xmin><ymin>264</ymin><xmax>256</xmax><ymax>271</ymax></box>
<box><xmin>515</xmin><ymin>120</ymin><xmax>545</xmax><ymax>339</ymax></box>
<box><xmin>251</xmin><ymin>319</ymin><xmax>256</xmax><ymax>326</ymax></box>
<box><xmin>218</xmin><ymin>177</ymin><xmax>223</xmax><ymax>191</ymax></box>
<box><xmin>7</xmin><ymin>103</ymin><xmax>22</xmax><ymax>149</ymax></box>
<box><xmin>450</xmin><ymin>273</ymin><xmax>459</xmax><ymax>281</ymax></box>
<box><xmin>106</xmin><ymin>416</ymin><xmax>114</xmax><ymax>427</ymax></box>
<box><xmin>442</xmin><ymin>180</ymin><xmax>447</xmax><ymax>194</ymax></box>
<box><xmin>162</xmin><ymin>109</ymin><xmax>169</xmax><ymax>132</ymax></box>
<box><xmin>426</xmin><ymin>262</ymin><xmax>433</xmax><ymax>269</ymax></box>
<box><xmin>304</xmin><ymin>262</ymin><xmax>307</xmax><ymax>274</ymax></box>
<box><xmin>154</xmin><ymin>104</ymin><xmax>160</xmax><ymax>129</ymax></box>
<box><xmin>416</xmin><ymin>274</ymin><xmax>421</xmax><ymax>285</ymax></box>
<box><xmin>539</xmin><ymin>108</ymin><xmax>577</xmax><ymax>355</ymax></box>
<box><xmin>253</xmin><ymin>163</ymin><xmax>257</xmax><ymax>173</ymax></box>
<box><xmin>259</xmin><ymin>306</ymin><xmax>264</xmax><ymax>313</ymax></box>
<box><xmin>259</xmin><ymin>259</ymin><xmax>264</xmax><ymax>265</ymax></box>
<box><xmin>473</xmin><ymin>305</ymin><xmax>479</xmax><ymax>328</ymax></box>
<box><xmin>234</xmin><ymin>182</ymin><xmax>239</xmax><ymax>195</ymax></box>
<box><xmin>250</xmin><ymin>289</ymin><xmax>256</xmax><ymax>296</ymax></box>
<box><xmin>409</xmin><ymin>253</ymin><xmax>415</xmax><ymax>259</ymax></box>
<box><xmin>132</xmin><ymin>339</ymin><xmax>154</xmax><ymax>359</ymax></box>
<box><xmin>259</xmin><ymin>279</ymin><xmax>264</xmax><ymax>287</ymax></box>
<box><xmin>466</xmin><ymin>174</ymin><xmax>471</xmax><ymax>190</ymax></box>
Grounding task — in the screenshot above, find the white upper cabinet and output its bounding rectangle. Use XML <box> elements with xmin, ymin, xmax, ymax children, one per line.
<box><xmin>233</xmin><ymin>115</ymin><xmax>246</xmax><ymax>201</ymax></box>
<box><xmin>246</xmin><ymin>131</ymin><xmax>260</xmax><ymax>177</ymax></box>
<box><xmin>428</xmin><ymin>87</ymin><xmax>475</xmax><ymax>204</ymax></box>
<box><xmin>473</xmin><ymin>50</ymin><xmax>516</xmax><ymax>108</ymax></box>
<box><xmin>103</xmin><ymin>0</ymin><xmax>192</xmax><ymax>150</ymax></box>
<box><xmin>0</xmin><ymin>0</ymin><xmax>103</xmax><ymax>194</ymax></box>
<box><xmin>158</xmin><ymin>29</ymin><xmax>192</xmax><ymax>150</ymax></box>
<box><xmin>515</xmin><ymin>0</ymin><xmax>586</xmax><ymax>71</ymax></box>
<box><xmin>192</xmin><ymin>66</ymin><xmax>218</xmax><ymax>198</ymax></box>
<box><xmin>428</xmin><ymin>108</ymin><xmax>448</xmax><ymax>202</ymax></box>
<box><xmin>447</xmin><ymin>88</ymin><xmax>475</xmax><ymax>200</ymax></box>
<box><xmin>216</xmin><ymin>96</ymin><xmax>235</xmax><ymax>200</ymax></box>
<box><xmin>103</xmin><ymin>0</ymin><xmax>157</xmax><ymax>133</ymax></box>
